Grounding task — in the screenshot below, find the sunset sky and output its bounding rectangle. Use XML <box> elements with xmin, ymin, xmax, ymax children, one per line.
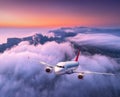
<box><xmin>0</xmin><ymin>0</ymin><xmax>120</xmax><ymax>28</ymax></box>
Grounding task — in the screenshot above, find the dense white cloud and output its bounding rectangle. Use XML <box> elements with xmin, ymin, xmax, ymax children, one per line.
<box><xmin>0</xmin><ymin>40</ymin><xmax>120</xmax><ymax>97</ymax></box>
<box><xmin>67</xmin><ymin>33</ymin><xmax>120</xmax><ymax>49</ymax></box>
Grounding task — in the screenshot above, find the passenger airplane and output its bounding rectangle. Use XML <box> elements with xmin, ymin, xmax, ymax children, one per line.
<box><xmin>40</xmin><ymin>50</ymin><xmax>114</xmax><ymax>79</ymax></box>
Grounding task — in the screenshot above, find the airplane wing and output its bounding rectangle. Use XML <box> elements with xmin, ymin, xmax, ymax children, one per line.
<box><xmin>40</xmin><ymin>61</ymin><xmax>53</xmax><ymax>68</ymax></box>
<box><xmin>74</xmin><ymin>70</ymin><xmax>115</xmax><ymax>75</ymax></box>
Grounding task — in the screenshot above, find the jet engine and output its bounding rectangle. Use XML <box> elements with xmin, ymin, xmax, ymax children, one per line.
<box><xmin>45</xmin><ymin>67</ymin><xmax>53</xmax><ymax>73</ymax></box>
<box><xmin>78</xmin><ymin>73</ymin><xmax>84</xmax><ymax>79</ymax></box>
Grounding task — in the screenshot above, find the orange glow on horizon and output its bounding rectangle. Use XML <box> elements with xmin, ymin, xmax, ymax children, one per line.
<box><xmin>0</xmin><ymin>7</ymin><xmax>118</xmax><ymax>28</ymax></box>
<box><xmin>0</xmin><ymin>14</ymin><xmax>108</xmax><ymax>28</ymax></box>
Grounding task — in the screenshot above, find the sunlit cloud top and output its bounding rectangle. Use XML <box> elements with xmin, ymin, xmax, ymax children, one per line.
<box><xmin>0</xmin><ymin>0</ymin><xmax>120</xmax><ymax>27</ymax></box>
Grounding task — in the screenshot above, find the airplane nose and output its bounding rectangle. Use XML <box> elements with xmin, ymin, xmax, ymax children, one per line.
<box><xmin>54</xmin><ymin>67</ymin><xmax>63</xmax><ymax>74</ymax></box>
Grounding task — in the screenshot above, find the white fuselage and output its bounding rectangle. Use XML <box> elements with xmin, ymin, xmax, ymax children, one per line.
<box><xmin>54</xmin><ymin>61</ymin><xmax>79</xmax><ymax>75</ymax></box>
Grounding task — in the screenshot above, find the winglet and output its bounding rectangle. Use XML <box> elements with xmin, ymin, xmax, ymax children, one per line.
<box><xmin>75</xmin><ymin>50</ymin><xmax>80</xmax><ymax>61</ymax></box>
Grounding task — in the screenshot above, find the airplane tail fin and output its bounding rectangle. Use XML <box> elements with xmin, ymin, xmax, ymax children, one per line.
<box><xmin>75</xmin><ymin>50</ymin><xmax>80</xmax><ymax>61</ymax></box>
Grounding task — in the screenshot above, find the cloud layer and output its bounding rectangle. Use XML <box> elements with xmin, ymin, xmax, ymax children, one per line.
<box><xmin>0</xmin><ymin>40</ymin><xmax>120</xmax><ymax>97</ymax></box>
<box><xmin>67</xmin><ymin>33</ymin><xmax>120</xmax><ymax>49</ymax></box>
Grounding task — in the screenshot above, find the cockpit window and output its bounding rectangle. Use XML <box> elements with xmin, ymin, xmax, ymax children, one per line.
<box><xmin>56</xmin><ymin>65</ymin><xmax>65</xmax><ymax>68</ymax></box>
